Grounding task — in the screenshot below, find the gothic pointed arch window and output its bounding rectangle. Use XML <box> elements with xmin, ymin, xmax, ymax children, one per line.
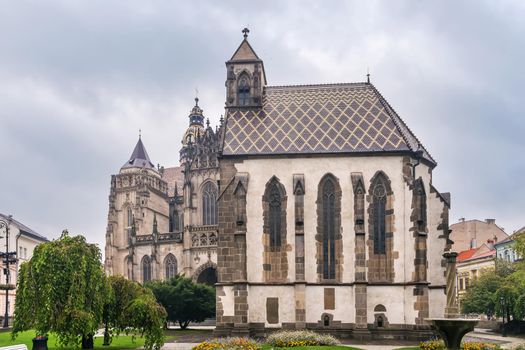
<box><xmin>268</xmin><ymin>180</ymin><xmax>283</xmax><ymax>247</ymax></box>
<box><xmin>322</xmin><ymin>177</ymin><xmax>336</xmax><ymax>279</ymax></box>
<box><xmin>262</xmin><ymin>176</ymin><xmax>288</xmax><ymax>281</ymax></box>
<box><xmin>414</xmin><ymin>179</ymin><xmax>427</xmax><ymax>233</ymax></box>
<box><xmin>127</xmin><ymin>207</ymin><xmax>133</xmax><ymax>238</ymax></box>
<box><xmin>202</xmin><ymin>181</ymin><xmax>218</xmax><ymax>225</ymax></box>
<box><xmin>238</xmin><ymin>74</ymin><xmax>250</xmax><ymax>106</ymax></box>
<box><xmin>164</xmin><ymin>254</ymin><xmax>177</xmax><ymax>280</ymax></box>
<box><xmin>371</xmin><ymin>174</ymin><xmax>388</xmax><ymax>254</ymax></box>
<box><xmin>142</xmin><ymin>255</ymin><xmax>152</xmax><ymax>283</ymax></box>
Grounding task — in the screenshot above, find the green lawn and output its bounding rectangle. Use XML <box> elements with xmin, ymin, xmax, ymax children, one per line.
<box><xmin>0</xmin><ymin>330</ymin><xmax>146</xmax><ymax>349</ymax></box>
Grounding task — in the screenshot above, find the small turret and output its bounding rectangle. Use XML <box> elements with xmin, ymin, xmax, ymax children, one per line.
<box><xmin>225</xmin><ymin>28</ymin><xmax>266</xmax><ymax>108</ymax></box>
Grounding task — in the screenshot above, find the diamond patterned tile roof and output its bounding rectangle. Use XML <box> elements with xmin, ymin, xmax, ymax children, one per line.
<box><xmin>221</xmin><ymin>83</ymin><xmax>435</xmax><ymax>165</ymax></box>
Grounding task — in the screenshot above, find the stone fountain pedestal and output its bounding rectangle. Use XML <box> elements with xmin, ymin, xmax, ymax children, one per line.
<box><xmin>426</xmin><ymin>318</ymin><xmax>479</xmax><ymax>350</ymax></box>
<box><xmin>424</xmin><ymin>252</ymin><xmax>480</xmax><ymax>350</ymax></box>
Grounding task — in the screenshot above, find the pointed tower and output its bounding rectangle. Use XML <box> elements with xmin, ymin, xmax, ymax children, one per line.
<box><xmin>225</xmin><ymin>28</ymin><xmax>266</xmax><ymax>108</ymax></box>
<box><xmin>104</xmin><ymin>135</ymin><xmax>170</xmax><ymax>282</ymax></box>
<box><xmin>180</xmin><ymin>97</ymin><xmax>206</xmax><ymax>166</ymax></box>
<box><xmin>121</xmin><ymin>135</ymin><xmax>156</xmax><ymax>171</ymax></box>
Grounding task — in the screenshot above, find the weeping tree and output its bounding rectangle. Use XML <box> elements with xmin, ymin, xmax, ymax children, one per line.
<box><xmin>104</xmin><ymin>276</ymin><xmax>166</xmax><ymax>350</ymax></box>
<box><xmin>12</xmin><ymin>231</ymin><xmax>107</xmax><ymax>349</ymax></box>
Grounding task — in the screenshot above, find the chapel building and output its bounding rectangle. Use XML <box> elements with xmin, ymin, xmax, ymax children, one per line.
<box><xmin>215</xmin><ymin>30</ymin><xmax>452</xmax><ymax>339</ymax></box>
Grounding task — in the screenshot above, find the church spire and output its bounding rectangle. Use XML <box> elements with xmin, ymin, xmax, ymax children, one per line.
<box><xmin>121</xmin><ymin>135</ymin><xmax>156</xmax><ymax>171</ymax></box>
<box><xmin>188</xmin><ymin>95</ymin><xmax>204</xmax><ymax>127</ymax></box>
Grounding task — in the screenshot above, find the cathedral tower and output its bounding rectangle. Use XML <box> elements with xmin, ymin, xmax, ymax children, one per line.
<box><xmin>104</xmin><ymin>136</ymin><xmax>169</xmax><ymax>280</ymax></box>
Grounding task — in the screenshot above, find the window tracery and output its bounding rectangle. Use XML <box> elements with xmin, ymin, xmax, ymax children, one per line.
<box><xmin>164</xmin><ymin>254</ymin><xmax>177</xmax><ymax>279</ymax></box>
<box><xmin>238</xmin><ymin>74</ymin><xmax>250</xmax><ymax>106</ymax></box>
<box><xmin>202</xmin><ymin>182</ymin><xmax>218</xmax><ymax>225</ymax></box>
<box><xmin>372</xmin><ymin>177</ymin><xmax>387</xmax><ymax>254</ymax></box>
<box><xmin>322</xmin><ymin>178</ymin><xmax>336</xmax><ymax>279</ymax></box>
<box><xmin>142</xmin><ymin>255</ymin><xmax>152</xmax><ymax>282</ymax></box>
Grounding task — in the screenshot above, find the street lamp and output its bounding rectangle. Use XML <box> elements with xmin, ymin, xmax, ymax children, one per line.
<box><xmin>500</xmin><ymin>296</ymin><xmax>507</xmax><ymax>337</ymax></box>
<box><xmin>0</xmin><ymin>215</ymin><xmax>14</xmax><ymax>328</ymax></box>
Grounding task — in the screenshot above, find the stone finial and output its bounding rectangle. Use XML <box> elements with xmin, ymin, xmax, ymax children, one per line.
<box><xmin>242</xmin><ymin>27</ymin><xmax>250</xmax><ymax>39</ymax></box>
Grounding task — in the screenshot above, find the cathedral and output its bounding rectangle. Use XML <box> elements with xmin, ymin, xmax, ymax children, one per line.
<box><xmin>104</xmin><ymin>29</ymin><xmax>452</xmax><ymax>340</ymax></box>
<box><xmin>104</xmin><ymin>97</ymin><xmax>221</xmax><ymax>286</ymax></box>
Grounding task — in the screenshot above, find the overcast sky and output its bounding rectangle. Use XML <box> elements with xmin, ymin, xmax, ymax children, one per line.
<box><xmin>1</xmin><ymin>0</ymin><xmax>524</xmax><ymax>252</ymax></box>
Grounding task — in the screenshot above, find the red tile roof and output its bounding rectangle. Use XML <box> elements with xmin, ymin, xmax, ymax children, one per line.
<box><xmin>457</xmin><ymin>248</ymin><xmax>479</xmax><ymax>262</ymax></box>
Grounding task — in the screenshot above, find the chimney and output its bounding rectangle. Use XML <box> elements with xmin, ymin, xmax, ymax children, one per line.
<box><xmin>459</xmin><ymin>218</ymin><xmax>465</xmax><ymax>222</ymax></box>
<box><xmin>486</xmin><ymin>219</ymin><xmax>495</xmax><ymax>225</ymax></box>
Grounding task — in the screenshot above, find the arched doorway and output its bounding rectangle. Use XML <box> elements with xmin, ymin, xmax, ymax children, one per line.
<box><xmin>196</xmin><ymin>266</ymin><xmax>217</xmax><ymax>286</ymax></box>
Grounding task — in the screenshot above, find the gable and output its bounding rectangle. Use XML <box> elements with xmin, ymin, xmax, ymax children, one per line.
<box><xmin>230</xmin><ymin>39</ymin><xmax>260</xmax><ymax>61</ymax></box>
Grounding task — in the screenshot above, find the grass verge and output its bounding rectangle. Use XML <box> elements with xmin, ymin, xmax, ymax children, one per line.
<box><xmin>0</xmin><ymin>330</ymin><xmax>146</xmax><ymax>349</ymax></box>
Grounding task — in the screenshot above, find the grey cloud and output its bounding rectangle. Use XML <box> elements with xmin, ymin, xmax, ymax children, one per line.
<box><xmin>0</xmin><ymin>0</ymin><xmax>524</xmax><ymax>251</ymax></box>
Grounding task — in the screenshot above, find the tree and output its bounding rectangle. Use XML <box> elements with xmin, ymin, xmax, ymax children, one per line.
<box><xmin>461</xmin><ymin>272</ymin><xmax>502</xmax><ymax>316</ymax></box>
<box><xmin>104</xmin><ymin>276</ymin><xmax>166</xmax><ymax>350</ymax></box>
<box><xmin>147</xmin><ymin>276</ymin><xmax>215</xmax><ymax>329</ymax></box>
<box><xmin>495</xmin><ymin>259</ymin><xmax>517</xmax><ymax>277</ymax></box>
<box><xmin>514</xmin><ymin>231</ymin><xmax>525</xmax><ymax>261</ymax></box>
<box><xmin>12</xmin><ymin>231</ymin><xmax>107</xmax><ymax>349</ymax></box>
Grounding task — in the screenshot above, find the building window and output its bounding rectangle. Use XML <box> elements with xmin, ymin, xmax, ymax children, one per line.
<box><xmin>268</xmin><ymin>180</ymin><xmax>282</xmax><ymax>247</ymax></box>
<box><xmin>202</xmin><ymin>182</ymin><xmax>218</xmax><ymax>225</ymax></box>
<box><xmin>238</xmin><ymin>74</ymin><xmax>250</xmax><ymax>106</ymax></box>
<box><xmin>127</xmin><ymin>207</ymin><xmax>133</xmax><ymax>237</ymax></box>
<box><xmin>459</xmin><ymin>278</ymin><xmax>464</xmax><ymax>290</ymax></box>
<box><xmin>322</xmin><ymin>178</ymin><xmax>336</xmax><ymax>279</ymax></box>
<box><xmin>372</xmin><ymin>178</ymin><xmax>387</xmax><ymax>254</ymax></box>
<box><xmin>142</xmin><ymin>255</ymin><xmax>152</xmax><ymax>283</ymax></box>
<box><xmin>465</xmin><ymin>277</ymin><xmax>470</xmax><ymax>290</ymax></box>
<box><xmin>164</xmin><ymin>254</ymin><xmax>177</xmax><ymax>280</ymax></box>
<box><xmin>24</xmin><ymin>248</ymin><xmax>27</xmax><ymax>258</ymax></box>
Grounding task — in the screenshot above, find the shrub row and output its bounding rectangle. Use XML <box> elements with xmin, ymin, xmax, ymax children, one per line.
<box><xmin>266</xmin><ymin>330</ymin><xmax>340</xmax><ymax>347</ymax></box>
<box><xmin>192</xmin><ymin>337</ymin><xmax>261</xmax><ymax>350</ymax></box>
<box><xmin>419</xmin><ymin>339</ymin><xmax>502</xmax><ymax>350</ymax></box>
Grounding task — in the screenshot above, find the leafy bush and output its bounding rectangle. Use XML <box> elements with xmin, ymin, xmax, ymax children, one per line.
<box><xmin>510</xmin><ymin>345</ymin><xmax>525</xmax><ymax>350</ymax></box>
<box><xmin>419</xmin><ymin>340</ymin><xmax>501</xmax><ymax>350</ymax></box>
<box><xmin>147</xmin><ymin>276</ymin><xmax>215</xmax><ymax>329</ymax></box>
<box><xmin>104</xmin><ymin>276</ymin><xmax>166</xmax><ymax>350</ymax></box>
<box><xmin>266</xmin><ymin>330</ymin><xmax>339</xmax><ymax>347</ymax></box>
<box><xmin>192</xmin><ymin>337</ymin><xmax>260</xmax><ymax>350</ymax></box>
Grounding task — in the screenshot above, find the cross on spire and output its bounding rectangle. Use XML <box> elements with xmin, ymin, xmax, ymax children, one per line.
<box><xmin>242</xmin><ymin>27</ymin><xmax>250</xmax><ymax>39</ymax></box>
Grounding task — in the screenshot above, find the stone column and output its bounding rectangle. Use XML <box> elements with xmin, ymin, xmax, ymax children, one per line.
<box><xmin>443</xmin><ymin>252</ymin><xmax>459</xmax><ymax>318</ymax></box>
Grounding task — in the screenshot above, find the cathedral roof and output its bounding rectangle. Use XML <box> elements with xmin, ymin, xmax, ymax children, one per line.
<box><xmin>221</xmin><ymin>82</ymin><xmax>436</xmax><ymax>166</ymax></box>
<box><xmin>121</xmin><ymin>136</ymin><xmax>156</xmax><ymax>171</ymax></box>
